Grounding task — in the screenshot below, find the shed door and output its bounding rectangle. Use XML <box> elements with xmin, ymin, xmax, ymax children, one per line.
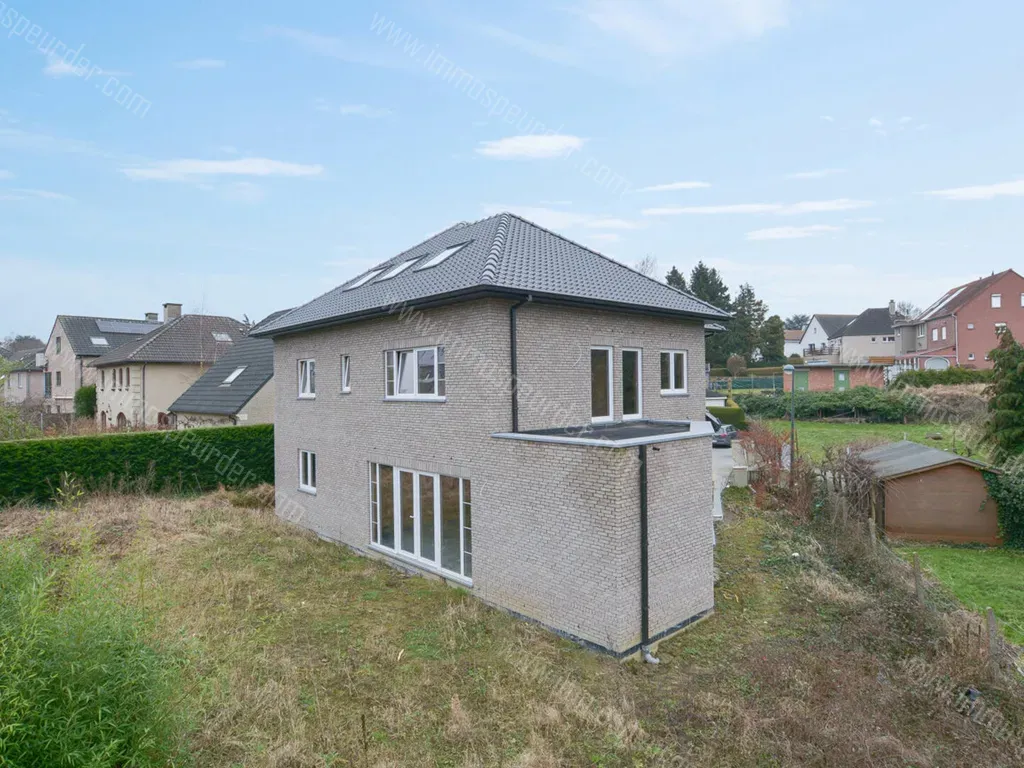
<box><xmin>834</xmin><ymin>369</ymin><xmax>850</xmax><ymax>391</ymax></box>
<box><xmin>794</xmin><ymin>371</ymin><xmax>809</xmax><ymax>391</ymax></box>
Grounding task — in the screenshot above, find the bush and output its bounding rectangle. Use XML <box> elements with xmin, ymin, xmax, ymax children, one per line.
<box><xmin>0</xmin><ymin>403</ymin><xmax>43</xmax><ymax>442</ymax></box>
<box><xmin>0</xmin><ymin>538</ymin><xmax>188</xmax><ymax>765</ymax></box>
<box><xmin>734</xmin><ymin>387</ymin><xmax>925</xmax><ymax>423</ymax></box>
<box><xmin>708</xmin><ymin>406</ymin><xmax>747</xmax><ymax>429</ymax></box>
<box><xmin>985</xmin><ymin>469</ymin><xmax>1024</xmax><ymax>549</ymax></box>
<box><xmin>74</xmin><ymin>384</ymin><xmax>97</xmax><ymax>418</ymax></box>
<box><xmin>889</xmin><ymin>367</ymin><xmax>994</xmax><ymax>389</ymax></box>
<box><xmin>0</xmin><ymin>424</ymin><xmax>274</xmax><ymax>505</ymax></box>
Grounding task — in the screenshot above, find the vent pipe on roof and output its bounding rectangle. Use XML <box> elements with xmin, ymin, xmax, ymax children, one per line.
<box><xmin>163</xmin><ymin>303</ymin><xmax>182</xmax><ymax>322</ymax></box>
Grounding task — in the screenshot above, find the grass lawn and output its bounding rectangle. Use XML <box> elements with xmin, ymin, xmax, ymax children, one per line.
<box><xmin>894</xmin><ymin>544</ymin><xmax>1024</xmax><ymax>644</ymax></box>
<box><xmin>2</xmin><ymin>488</ymin><xmax>1023</xmax><ymax>766</ymax></box>
<box><xmin>762</xmin><ymin>419</ymin><xmax>966</xmax><ymax>461</ymax></box>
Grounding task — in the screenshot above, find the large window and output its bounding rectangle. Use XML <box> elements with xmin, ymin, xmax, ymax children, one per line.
<box><xmin>590</xmin><ymin>347</ymin><xmax>612</xmax><ymax>422</ymax></box>
<box><xmin>931</xmin><ymin>328</ymin><xmax>939</xmax><ymax>342</ymax></box>
<box><xmin>369</xmin><ymin>463</ymin><xmax>472</xmax><ymax>580</ymax></box>
<box><xmin>660</xmin><ymin>351</ymin><xmax>688</xmax><ymax>394</ymax></box>
<box><xmin>385</xmin><ymin>346</ymin><xmax>445</xmax><ymax>399</ymax></box>
<box><xmin>992</xmin><ymin>293</ymin><xmax>1002</xmax><ymax>308</ymax></box>
<box><xmin>298</xmin><ymin>359</ymin><xmax>316</xmax><ymax>398</ymax></box>
<box><xmin>621</xmin><ymin>349</ymin><xmax>642</xmax><ymax>420</ymax></box>
<box><xmin>299</xmin><ymin>450</ymin><xmax>317</xmax><ymax>494</ymax></box>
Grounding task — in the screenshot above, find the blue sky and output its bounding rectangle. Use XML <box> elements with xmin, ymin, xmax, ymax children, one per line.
<box><xmin>2</xmin><ymin>0</ymin><xmax>1023</xmax><ymax>337</ymax></box>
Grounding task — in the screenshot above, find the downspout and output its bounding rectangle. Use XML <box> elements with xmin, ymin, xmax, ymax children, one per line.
<box><xmin>638</xmin><ymin>444</ymin><xmax>659</xmax><ymax>663</ymax></box>
<box><xmin>509</xmin><ymin>296</ymin><xmax>531</xmax><ymax>432</ymax></box>
<box><xmin>953</xmin><ymin>313</ymin><xmax>959</xmax><ymax>366</ymax></box>
<box><xmin>141</xmin><ymin>364</ymin><xmax>146</xmax><ymax>426</ymax></box>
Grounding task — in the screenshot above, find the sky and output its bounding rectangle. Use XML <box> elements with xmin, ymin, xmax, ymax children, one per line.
<box><xmin>2</xmin><ymin>0</ymin><xmax>1023</xmax><ymax>338</ymax></box>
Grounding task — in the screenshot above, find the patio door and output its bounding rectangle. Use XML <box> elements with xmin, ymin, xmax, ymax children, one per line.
<box><xmin>396</xmin><ymin>469</ymin><xmax>440</xmax><ymax>563</ymax></box>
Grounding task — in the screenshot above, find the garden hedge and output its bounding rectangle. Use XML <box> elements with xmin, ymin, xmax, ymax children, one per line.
<box><xmin>889</xmin><ymin>367</ymin><xmax>994</xmax><ymax>389</ymax></box>
<box><xmin>0</xmin><ymin>425</ymin><xmax>274</xmax><ymax>505</ymax></box>
<box><xmin>708</xmin><ymin>406</ymin><xmax>748</xmax><ymax>429</ymax></box>
<box><xmin>734</xmin><ymin>387</ymin><xmax>925</xmax><ymax>423</ymax></box>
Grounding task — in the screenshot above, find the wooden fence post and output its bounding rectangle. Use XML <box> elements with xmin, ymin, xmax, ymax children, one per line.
<box><xmin>913</xmin><ymin>554</ymin><xmax>924</xmax><ymax>604</ymax></box>
<box><xmin>987</xmin><ymin>608</ymin><xmax>999</xmax><ymax>670</ymax></box>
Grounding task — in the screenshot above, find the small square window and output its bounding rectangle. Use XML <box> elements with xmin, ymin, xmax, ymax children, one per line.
<box><xmin>967</xmin><ymin>323</ymin><xmax>975</xmax><ymax>330</ymax></box>
<box><xmin>298</xmin><ymin>359</ymin><xmax>316</xmax><ymax>398</ymax></box>
<box><xmin>660</xmin><ymin>350</ymin><xmax>688</xmax><ymax>394</ymax></box>
<box><xmin>212</xmin><ymin>332</ymin><xmax>233</xmax><ymax>342</ymax></box>
<box><xmin>341</xmin><ymin>355</ymin><xmax>351</xmax><ymax>393</ymax></box>
<box><xmin>90</xmin><ymin>336</ymin><xmax>109</xmax><ymax>346</ymax></box>
<box><xmin>991</xmin><ymin>293</ymin><xmax>1002</xmax><ymax>308</ymax></box>
<box><xmin>968</xmin><ymin>353</ymin><xmax>975</xmax><ymax>360</ymax></box>
<box><xmin>299</xmin><ymin>450</ymin><xmax>317</xmax><ymax>494</ymax></box>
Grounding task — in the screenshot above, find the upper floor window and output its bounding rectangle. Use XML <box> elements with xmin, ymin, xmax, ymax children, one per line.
<box><xmin>55</xmin><ymin>337</ymin><xmax>61</xmax><ymax>354</ymax></box>
<box><xmin>967</xmin><ymin>323</ymin><xmax>975</xmax><ymax>330</ymax></box>
<box><xmin>118</xmin><ymin>368</ymin><xmax>123</xmax><ymax>389</ymax></box>
<box><xmin>932</xmin><ymin>328</ymin><xmax>939</xmax><ymax>342</ymax></box>
<box><xmin>1020</xmin><ymin>293</ymin><xmax>1024</xmax><ymax>307</ymax></box>
<box><xmin>340</xmin><ymin>355</ymin><xmax>351</xmax><ymax>393</ymax></box>
<box><xmin>100</xmin><ymin>370</ymin><xmax>105</xmax><ymax>390</ymax></box>
<box><xmin>298</xmin><ymin>359</ymin><xmax>316</xmax><ymax>398</ymax></box>
<box><xmin>385</xmin><ymin>346</ymin><xmax>445</xmax><ymax>400</ymax></box>
<box><xmin>917</xmin><ymin>326</ymin><xmax>925</xmax><ymax>338</ymax></box>
<box><xmin>622</xmin><ymin>349</ymin><xmax>642</xmax><ymax>420</ymax></box>
<box><xmin>125</xmin><ymin>367</ymin><xmax>130</xmax><ymax>387</ymax></box>
<box><xmin>55</xmin><ymin>371</ymin><xmax>62</xmax><ymax>387</ymax></box>
<box><xmin>590</xmin><ymin>347</ymin><xmax>612</xmax><ymax>422</ymax></box>
<box><xmin>660</xmin><ymin>350</ymin><xmax>688</xmax><ymax>394</ymax></box>
<box><xmin>992</xmin><ymin>293</ymin><xmax>1001</xmax><ymax>308</ymax></box>
<box><xmin>298</xmin><ymin>450</ymin><xmax>317</xmax><ymax>494</ymax></box>
<box><xmin>941</xmin><ymin>326</ymin><xmax>947</xmax><ymax>340</ymax></box>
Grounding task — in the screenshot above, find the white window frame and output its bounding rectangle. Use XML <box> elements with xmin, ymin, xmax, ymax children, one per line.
<box><xmin>377</xmin><ymin>260</ymin><xmax>417</xmax><ymax>280</ymax></box>
<box><xmin>298</xmin><ymin>450</ymin><xmax>317</xmax><ymax>495</ymax></box>
<box><xmin>298</xmin><ymin>359</ymin><xmax>316</xmax><ymax>399</ymax></box>
<box><xmin>344</xmin><ymin>269</ymin><xmax>384</xmax><ymax>290</ymax></box>
<box><xmin>16</xmin><ymin>372</ymin><xmax>23</xmax><ymax>389</ymax></box>
<box><xmin>992</xmin><ymin>294</ymin><xmax>1002</xmax><ymax>308</ymax></box>
<box><xmin>414</xmin><ymin>242</ymin><xmax>471</xmax><ymax>271</ymax></box>
<box><xmin>621</xmin><ymin>348</ymin><xmax>642</xmax><ymax>420</ymax></box>
<box><xmin>368</xmin><ymin>463</ymin><xmax>472</xmax><ymax>584</ymax></box>
<box><xmin>590</xmin><ymin>346</ymin><xmax>613</xmax><ymax>423</ymax></box>
<box><xmin>967</xmin><ymin>323</ymin><xmax>975</xmax><ymax>330</ymax></box>
<box><xmin>1020</xmin><ymin>293</ymin><xmax>1024</xmax><ymax>307</ymax></box>
<box><xmin>212</xmin><ymin>332</ymin><xmax>233</xmax><ymax>342</ymax></box>
<box><xmin>917</xmin><ymin>326</ymin><xmax>925</xmax><ymax>338</ymax></box>
<box><xmin>340</xmin><ymin>354</ymin><xmax>351</xmax><ymax>393</ymax></box>
<box><xmin>932</xmin><ymin>328</ymin><xmax>939</xmax><ymax>342</ymax></box>
<box><xmin>660</xmin><ymin>350</ymin><xmax>689</xmax><ymax>395</ymax></box>
<box><xmin>968</xmin><ymin>353</ymin><xmax>975</xmax><ymax>360</ymax></box>
<box><xmin>941</xmin><ymin>326</ymin><xmax>947</xmax><ymax>340</ymax></box>
<box><xmin>90</xmin><ymin>336</ymin><xmax>109</xmax><ymax>346</ymax></box>
<box><xmin>384</xmin><ymin>346</ymin><xmax>445</xmax><ymax>401</ymax></box>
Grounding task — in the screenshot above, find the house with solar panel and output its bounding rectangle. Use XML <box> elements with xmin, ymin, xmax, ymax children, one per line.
<box><xmin>40</xmin><ymin>312</ymin><xmax>164</xmax><ymax>414</ymax></box>
<box><xmin>252</xmin><ymin>212</ymin><xmax>731</xmax><ymax>658</ymax></box>
<box><xmin>88</xmin><ymin>304</ymin><xmax>247</xmax><ymax>429</ymax></box>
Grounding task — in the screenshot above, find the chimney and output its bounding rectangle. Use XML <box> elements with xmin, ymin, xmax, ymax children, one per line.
<box><xmin>163</xmin><ymin>303</ymin><xmax>182</xmax><ymax>322</ymax></box>
<box><xmin>145</xmin><ymin>312</ymin><xmax>158</xmax><ymax>322</ymax></box>
<box><xmin>888</xmin><ymin>299</ymin><xmax>896</xmax><ymax>316</ymax></box>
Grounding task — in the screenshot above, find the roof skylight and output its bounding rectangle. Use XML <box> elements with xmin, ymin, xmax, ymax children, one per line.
<box><xmin>414</xmin><ymin>241</ymin><xmax>471</xmax><ymax>271</ymax></box>
<box><xmin>212</xmin><ymin>332</ymin><xmax>233</xmax><ymax>342</ymax></box>
<box><xmin>221</xmin><ymin>366</ymin><xmax>247</xmax><ymax>385</ymax></box>
<box><xmin>90</xmin><ymin>336</ymin><xmax>109</xmax><ymax>346</ymax></box>
<box><xmin>344</xmin><ymin>269</ymin><xmax>384</xmax><ymax>290</ymax></box>
<box><xmin>376</xmin><ymin>259</ymin><xmax>418</xmax><ymax>281</ymax></box>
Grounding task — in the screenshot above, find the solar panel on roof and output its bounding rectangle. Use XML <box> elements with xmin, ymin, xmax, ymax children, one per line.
<box><xmin>95</xmin><ymin>320</ymin><xmax>161</xmax><ymax>334</ymax></box>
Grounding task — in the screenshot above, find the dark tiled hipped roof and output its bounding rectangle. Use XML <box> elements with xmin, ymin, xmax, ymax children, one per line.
<box><xmin>814</xmin><ymin>314</ymin><xmax>858</xmax><ymax>338</ymax></box>
<box><xmin>832</xmin><ymin>307</ymin><xmax>901</xmax><ymax>338</ymax></box>
<box><xmin>255</xmin><ymin>212</ymin><xmax>731</xmax><ymax>337</ymax></box>
<box><xmin>168</xmin><ymin>311</ymin><xmax>289</xmax><ymax>415</ymax></box>
<box><xmin>58</xmin><ymin>315</ymin><xmax>163</xmax><ymax>357</ymax></box>
<box><xmin>89</xmin><ymin>315</ymin><xmax>247</xmax><ymax>366</ymax></box>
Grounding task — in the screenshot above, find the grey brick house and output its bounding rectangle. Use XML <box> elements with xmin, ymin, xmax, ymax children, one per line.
<box><xmin>253</xmin><ymin>213</ymin><xmax>730</xmax><ymax>657</ymax></box>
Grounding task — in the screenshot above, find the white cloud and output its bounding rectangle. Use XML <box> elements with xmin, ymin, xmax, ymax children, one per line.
<box><xmin>869</xmin><ymin>117</ymin><xmax>883</xmax><ymax>128</ymax></box>
<box><xmin>635</xmin><ymin>180</ymin><xmax>711</xmax><ymax>192</ymax></box>
<box><xmin>820</xmin><ymin>115</ymin><xmax>834</xmax><ymax>122</ymax></box>
<box><xmin>0</xmin><ymin>170</ymin><xmax>12</xmax><ymax>179</ymax></box>
<box><xmin>121</xmin><ymin>157</ymin><xmax>324</xmax><ymax>182</ymax></box>
<box><xmin>0</xmin><ymin>188</ymin><xmax>74</xmax><ymax>202</ymax></box>
<box><xmin>476</xmin><ymin>134</ymin><xmax>585</xmax><ymax>159</ymax></box>
<box><xmin>747</xmin><ymin>224</ymin><xmax>842</xmax><ymax>240</ymax></box>
<box><xmin>786</xmin><ymin>168</ymin><xmax>845</xmax><ymax>180</ymax></box>
<box><xmin>174</xmin><ymin>58</ymin><xmax>227</xmax><ymax>70</ymax></box>
<box><xmin>899</xmin><ymin>116</ymin><xmax>913</xmax><ymax>124</ymax></box>
<box><xmin>475</xmin><ymin>24</ymin><xmax>579</xmax><ymax>65</ymax></box>
<box><xmin>579</xmin><ymin>0</ymin><xmax>791</xmax><ymax>58</ymax></box>
<box><xmin>926</xmin><ymin>180</ymin><xmax>1024</xmax><ymax>201</ymax></box>
<box><xmin>264</xmin><ymin>26</ymin><xmax>413</xmax><ymax>70</ymax></box>
<box><xmin>643</xmin><ymin>198</ymin><xmax>874</xmax><ymax>216</ymax></box>
<box><xmin>846</xmin><ymin>217</ymin><xmax>883</xmax><ymax>224</ymax></box>
<box><xmin>314</xmin><ymin>99</ymin><xmax>392</xmax><ymax>118</ymax></box>
<box><xmin>587</xmin><ymin>232</ymin><xmax>621</xmax><ymax>242</ymax></box>
<box><xmin>482</xmin><ymin>204</ymin><xmax>643</xmax><ymax>232</ymax></box>
<box><xmin>44</xmin><ymin>55</ymin><xmax>130</xmax><ymax>78</ymax></box>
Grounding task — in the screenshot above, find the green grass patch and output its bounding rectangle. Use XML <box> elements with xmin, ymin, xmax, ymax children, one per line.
<box><xmin>894</xmin><ymin>544</ymin><xmax>1024</xmax><ymax>644</ymax></box>
<box><xmin>762</xmin><ymin>419</ymin><xmax>964</xmax><ymax>461</ymax></box>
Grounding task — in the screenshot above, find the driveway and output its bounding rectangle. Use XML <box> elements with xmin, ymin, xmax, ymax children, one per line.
<box><xmin>712</xmin><ymin>445</ymin><xmax>734</xmax><ymax>522</ymax></box>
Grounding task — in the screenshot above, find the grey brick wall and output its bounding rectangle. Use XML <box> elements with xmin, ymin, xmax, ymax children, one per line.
<box><xmin>272</xmin><ymin>297</ymin><xmax>713</xmax><ymax>654</ymax></box>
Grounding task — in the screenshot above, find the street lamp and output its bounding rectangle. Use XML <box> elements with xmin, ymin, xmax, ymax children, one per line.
<box><xmin>783</xmin><ymin>364</ymin><xmax>796</xmax><ymax>477</ymax></box>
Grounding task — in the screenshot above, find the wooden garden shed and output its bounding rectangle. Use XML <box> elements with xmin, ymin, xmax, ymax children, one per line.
<box><xmin>861</xmin><ymin>441</ymin><xmax>1002</xmax><ymax>545</ymax></box>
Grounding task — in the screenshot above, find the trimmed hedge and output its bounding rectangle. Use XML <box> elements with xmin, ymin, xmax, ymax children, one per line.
<box><xmin>734</xmin><ymin>387</ymin><xmax>925</xmax><ymax>423</ymax></box>
<box><xmin>708</xmin><ymin>406</ymin><xmax>748</xmax><ymax>429</ymax></box>
<box><xmin>889</xmin><ymin>367</ymin><xmax>994</xmax><ymax>389</ymax></box>
<box><xmin>710</xmin><ymin>365</ymin><xmax>786</xmax><ymax>377</ymax></box>
<box><xmin>0</xmin><ymin>425</ymin><xmax>274</xmax><ymax>505</ymax></box>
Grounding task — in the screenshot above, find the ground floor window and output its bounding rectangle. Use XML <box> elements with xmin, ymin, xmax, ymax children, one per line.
<box><xmin>369</xmin><ymin>463</ymin><xmax>472</xmax><ymax>580</ymax></box>
<box><xmin>299</xmin><ymin>450</ymin><xmax>317</xmax><ymax>494</ymax></box>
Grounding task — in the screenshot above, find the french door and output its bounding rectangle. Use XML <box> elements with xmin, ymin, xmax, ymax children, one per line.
<box><xmin>370</xmin><ymin>464</ymin><xmax>472</xmax><ymax>579</ymax></box>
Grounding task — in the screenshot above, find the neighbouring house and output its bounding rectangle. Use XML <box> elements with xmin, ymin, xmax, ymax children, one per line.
<box><xmin>784</xmin><ymin>329</ymin><xmax>804</xmax><ymax>358</ymax></box>
<box><xmin>167</xmin><ymin>310</ymin><xmax>291</xmax><ymax>428</ymax></box>
<box><xmin>90</xmin><ymin>307</ymin><xmax>247</xmax><ymax>429</ymax></box>
<box><xmin>800</xmin><ymin>314</ymin><xmax>857</xmax><ymax>360</ymax></box>
<box><xmin>252</xmin><ymin>211</ymin><xmax>731</xmax><ymax>657</ymax></box>
<box><xmin>783</xmin><ymin>363</ymin><xmax>887</xmax><ymax>392</ymax></box>
<box><xmin>41</xmin><ymin>313</ymin><xmax>163</xmax><ymax>413</ymax></box>
<box><xmin>893</xmin><ymin>269</ymin><xmax>1024</xmax><ymax>371</ymax></box>
<box><xmin>830</xmin><ymin>302</ymin><xmax>901</xmax><ymax>365</ymax></box>
<box><xmin>861</xmin><ymin>441</ymin><xmax>1001</xmax><ymax>545</ymax></box>
<box><xmin>706</xmin><ymin>389</ymin><xmax>727</xmax><ymax>408</ymax></box>
<box><xmin>2</xmin><ymin>347</ymin><xmax>46</xmax><ymax>405</ymax></box>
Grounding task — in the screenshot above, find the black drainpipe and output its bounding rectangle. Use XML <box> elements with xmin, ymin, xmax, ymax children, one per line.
<box><xmin>639</xmin><ymin>444</ymin><xmax>650</xmax><ymax>647</ymax></box>
<box><xmin>509</xmin><ymin>296</ymin><xmax>531</xmax><ymax>432</ymax></box>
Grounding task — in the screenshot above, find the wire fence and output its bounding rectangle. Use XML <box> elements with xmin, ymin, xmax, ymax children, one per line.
<box><xmin>709</xmin><ymin>375</ymin><xmax>785</xmax><ymax>391</ymax></box>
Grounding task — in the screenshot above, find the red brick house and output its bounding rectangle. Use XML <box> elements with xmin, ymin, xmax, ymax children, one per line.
<box><xmin>783</xmin><ymin>363</ymin><xmax>886</xmax><ymax>392</ymax></box>
<box><xmin>893</xmin><ymin>269</ymin><xmax>1024</xmax><ymax>370</ymax></box>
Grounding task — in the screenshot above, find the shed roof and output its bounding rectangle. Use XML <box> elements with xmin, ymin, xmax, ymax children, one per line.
<box><xmin>860</xmin><ymin>440</ymin><xmax>993</xmax><ymax>479</ymax></box>
<box><xmin>254</xmin><ymin>212</ymin><xmax>731</xmax><ymax>337</ymax></box>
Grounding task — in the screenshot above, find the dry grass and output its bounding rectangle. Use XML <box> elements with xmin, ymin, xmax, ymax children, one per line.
<box><xmin>3</xmin><ymin>488</ymin><xmax>1023</xmax><ymax>767</ymax></box>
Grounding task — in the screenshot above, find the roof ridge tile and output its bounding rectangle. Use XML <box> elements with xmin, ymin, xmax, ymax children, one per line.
<box><xmin>480</xmin><ymin>212</ymin><xmax>511</xmax><ymax>284</ymax></box>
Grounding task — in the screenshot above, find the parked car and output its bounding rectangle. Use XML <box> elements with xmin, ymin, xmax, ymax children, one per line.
<box><xmin>712</xmin><ymin>424</ymin><xmax>739</xmax><ymax>448</ymax></box>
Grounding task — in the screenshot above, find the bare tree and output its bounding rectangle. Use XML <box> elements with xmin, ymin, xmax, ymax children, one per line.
<box><xmin>633</xmin><ymin>254</ymin><xmax>658</xmax><ymax>278</ymax></box>
<box><xmin>896</xmin><ymin>300</ymin><xmax>921</xmax><ymax>318</ymax></box>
